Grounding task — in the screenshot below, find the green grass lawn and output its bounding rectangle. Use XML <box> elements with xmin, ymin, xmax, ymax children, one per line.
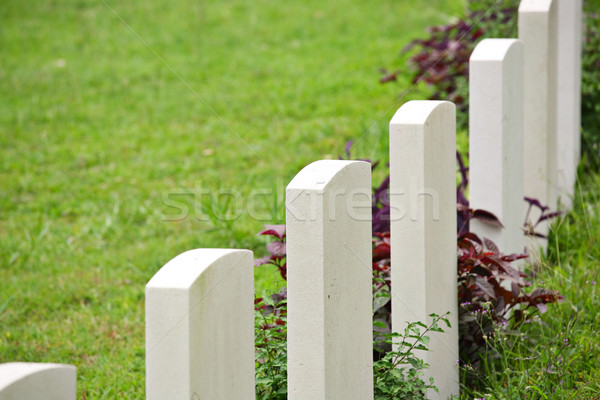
<box><xmin>2</xmin><ymin>0</ymin><xmax>599</xmax><ymax>398</ymax></box>
<box><xmin>0</xmin><ymin>0</ymin><xmax>467</xmax><ymax>397</ymax></box>
<box><xmin>461</xmin><ymin>170</ymin><xmax>600</xmax><ymax>398</ymax></box>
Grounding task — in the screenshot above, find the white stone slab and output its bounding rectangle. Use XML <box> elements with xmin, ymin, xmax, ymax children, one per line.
<box><xmin>286</xmin><ymin>160</ymin><xmax>373</xmax><ymax>400</ymax></box>
<box><xmin>389</xmin><ymin>101</ymin><xmax>459</xmax><ymax>399</ymax></box>
<box><xmin>556</xmin><ymin>0</ymin><xmax>583</xmax><ymax>208</ymax></box>
<box><xmin>469</xmin><ymin>39</ymin><xmax>525</xmax><ymax>255</ymax></box>
<box><xmin>145</xmin><ymin>249</ymin><xmax>254</xmax><ymax>400</ymax></box>
<box><xmin>0</xmin><ymin>362</ymin><xmax>76</xmax><ymax>400</ymax></box>
<box><xmin>519</xmin><ymin>0</ymin><xmax>559</xmax><ymax>239</ymax></box>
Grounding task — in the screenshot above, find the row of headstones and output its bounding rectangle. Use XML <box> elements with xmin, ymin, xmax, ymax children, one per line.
<box><xmin>145</xmin><ymin>99</ymin><xmax>458</xmax><ymax>399</ymax></box>
<box><xmin>146</xmin><ymin>1</ymin><xmax>583</xmax><ymax>399</ymax></box>
<box><xmin>0</xmin><ymin>0</ymin><xmax>582</xmax><ymax>399</ymax></box>
<box><xmin>471</xmin><ymin>0</ymin><xmax>583</xmax><ymax>256</ymax></box>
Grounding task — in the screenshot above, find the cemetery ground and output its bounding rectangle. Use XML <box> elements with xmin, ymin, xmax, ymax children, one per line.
<box><xmin>462</xmin><ymin>173</ymin><xmax>600</xmax><ymax>398</ymax></box>
<box><xmin>1</xmin><ymin>0</ymin><xmax>599</xmax><ymax>398</ymax></box>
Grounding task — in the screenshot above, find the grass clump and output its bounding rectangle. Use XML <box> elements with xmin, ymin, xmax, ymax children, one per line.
<box><xmin>460</xmin><ymin>172</ymin><xmax>600</xmax><ymax>399</ymax></box>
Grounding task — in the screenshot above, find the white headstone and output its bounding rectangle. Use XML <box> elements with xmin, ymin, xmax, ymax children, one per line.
<box><xmin>389</xmin><ymin>101</ymin><xmax>459</xmax><ymax>399</ymax></box>
<box><xmin>146</xmin><ymin>249</ymin><xmax>254</xmax><ymax>400</ymax></box>
<box><xmin>556</xmin><ymin>0</ymin><xmax>583</xmax><ymax>208</ymax></box>
<box><xmin>519</xmin><ymin>0</ymin><xmax>559</xmax><ymax>241</ymax></box>
<box><xmin>0</xmin><ymin>362</ymin><xmax>76</xmax><ymax>400</ymax></box>
<box><xmin>286</xmin><ymin>160</ymin><xmax>373</xmax><ymax>400</ymax></box>
<box><xmin>469</xmin><ymin>39</ymin><xmax>525</xmax><ymax>256</ymax></box>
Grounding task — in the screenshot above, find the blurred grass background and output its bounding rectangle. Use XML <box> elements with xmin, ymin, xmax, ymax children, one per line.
<box><xmin>0</xmin><ymin>0</ymin><xmax>466</xmax><ymax>396</ymax></box>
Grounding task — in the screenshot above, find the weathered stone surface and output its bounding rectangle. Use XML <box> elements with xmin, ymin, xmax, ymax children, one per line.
<box><xmin>519</xmin><ymin>0</ymin><xmax>559</xmax><ymax>243</ymax></box>
<box><xmin>389</xmin><ymin>101</ymin><xmax>459</xmax><ymax>399</ymax></box>
<box><xmin>556</xmin><ymin>0</ymin><xmax>583</xmax><ymax>208</ymax></box>
<box><xmin>470</xmin><ymin>39</ymin><xmax>525</xmax><ymax>256</ymax></box>
<box><xmin>286</xmin><ymin>160</ymin><xmax>373</xmax><ymax>400</ymax></box>
<box><xmin>146</xmin><ymin>249</ymin><xmax>254</xmax><ymax>400</ymax></box>
<box><xmin>0</xmin><ymin>362</ymin><xmax>76</xmax><ymax>400</ymax></box>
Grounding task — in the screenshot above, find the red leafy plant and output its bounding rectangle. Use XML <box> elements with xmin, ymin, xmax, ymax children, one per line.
<box><xmin>457</xmin><ymin>232</ymin><xmax>563</xmax><ymax>364</ymax></box>
<box><xmin>254</xmin><ymin>224</ymin><xmax>286</xmax><ymax>280</ymax></box>
<box><xmin>380</xmin><ymin>4</ymin><xmax>518</xmax><ymax>131</ymax></box>
<box><xmin>523</xmin><ymin>196</ymin><xmax>565</xmax><ymax>239</ymax></box>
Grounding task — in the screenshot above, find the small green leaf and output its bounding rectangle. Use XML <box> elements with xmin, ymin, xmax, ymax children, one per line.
<box><xmin>407</xmin><ymin>357</ymin><xmax>420</xmax><ymax>368</ymax></box>
<box><xmin>373</xmin><ymin>320</ymin><xmax>387</xmax><ymax>329</ymax></box>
